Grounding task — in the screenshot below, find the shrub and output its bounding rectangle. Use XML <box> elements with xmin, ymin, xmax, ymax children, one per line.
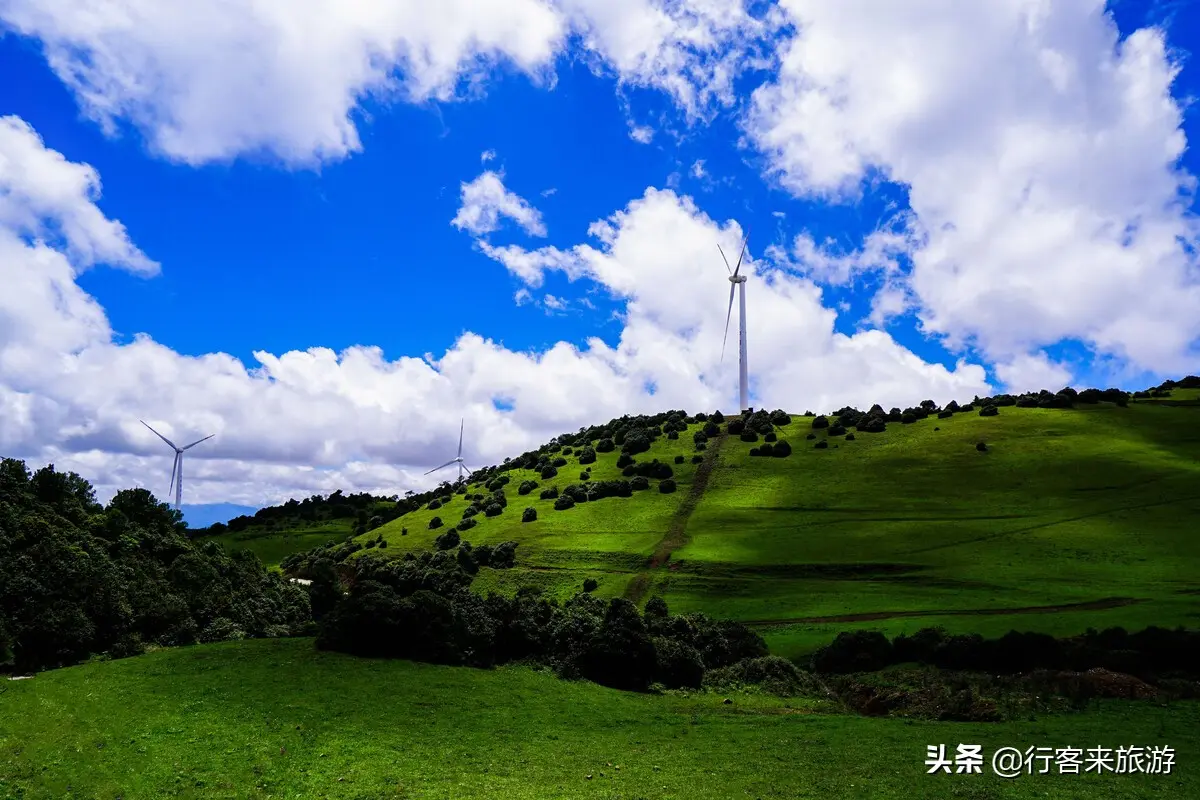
<box><xmin>644</xmin><ymin>596</ymin><xmax>669</xmax><ymax>618</ymax></box>
<box><xmin>760</xmin><ymin>443</ymin><xmax>776</xmax><ymax>456</ymax></box>
<box><xmin>579</xmin><ymin>472</ymin><xmax>589</xmax><ymax>480</ymax></box>
<box><xmin>583</xmin><ymin>578</ymin><xmax>599</xmax><ymax>593</ymax></box>
<box><xmin>976</xmin><ymin>442</ymin><xmax>988</xmax><ymax>452</ymax></box>
<box><xmin>727</xmin><ymin>419</ymin><xmax>745</xmax><ymax>435</ymax></box>
<box><xmin>630</xmin><ymin>476</ymin><xmax>650</xmax><ymax>491</ymax></box>
<box><xmin>772</xmin><ymin>440</ymin><xmax>792</xmax><ymax>457</ymax></box>
<box><xmin>827</xmin><ymin>424</ymin><xmax>846</xmax><ymax>436</ymax></box>
<box><xmin>901</xmin><ymin>411</ymin><xmax>917</xmax><ymax>424</ymax></box>
<box><xmin>693</xmin><ymin>430</ymin><xmax>708</xmax><ymax>445</ymax></box>
<box><xmin>539</xmin><ymin>486</ymin><xmax>559</xmax><ymax>500</ymax></box>
<box><xmin>484</xmin><ymin>503</ymin><xmax>503</xmax><ymax>518</ymax></box>
<box><xmin>462</xmin><ymin>504</ymin><xmax>479</xmax><ymax>519</ymax></box>
<box><xmin>427</xmin><ymin>499</ymin><xmax>442</xmax><ymax>511</ymax></box>
<box><xmin>595</xmin><ymin>438</ymin><xmax>615</xmax><ymax>453</ymax></box>
<box><xmin>667</xmin><ymin>430</ymin><xmax>679</xmax><ymax>440</ymax></box>
<box><xmin>712</xmin><ymin>411</ymin><xmax>725</xmax><ymax>423</ymax></box>
<box><xmin>937</xmin><ymin>410</ymin><xmax>953</xmax><ymax>419</ymax></box>
<box><xmin>552</xmin><ymin>457</ymin><xmax>568</xmax><ymax>468</ymax></box>
<box><xmin>674</xmin><ymin>455</ymin><xmax>685</xmax><ymax>464</ymax></box>
<box><xmin>979</xmin><ymin>405</ymin><xmax>999</xmax><ymax>417</ymax></box>
<box><xmin>857</xmin><ymin>417</ymin><xmax>886</xmax><ymax>433</ymax></box>
<box><xmin>706</xmin><ymin>656</ymin><xmax>810</xmax><ymax>696</ymax></box>
<box><xmin>540</xmin><ymin>465</ymin><xmax>558</xmax><ymax>480</ymax></box>
<box><xmin>806</xmin><ymin>433</ymin><xmax>817</xmax><ymax>440</ymax></box>
<box><xmin>659</xmin><ymin>479</ymin><xmax>677</xmax><ymax>494</ymax></box>
<box><xmin>429</xmin><ymin>516</ymin><xmax>444</xmax><ymax>530</ymax></box>
<box><xmin>433</xmin><ymin>530</ymin><xmax>460</xmax><ymax>550</ymax></box>
<box><xmin>694</xmin><ymin>442</ymin><xmax>707</xmax><ymax>451</ymax></box>
<box><xmin>522</xmin><ymin>507</ymin><xmax>537</xmax><ymax>523</ymax></box>
<box><xmin>844</xmin><ymin>433</ymin><xmax>856</xmax><ymax>441</ymax></box>
<box><xmin>764</xmin><ymin>431</ymin><xmax>777</xmax><ymax>442</ymax></box>
<box><xmin>616</xmin><ymin>452</ymin><xmax>635</xmax><ymax>468</ymax></box>
<box><xmin>814</xmin><ymin>440</ymin><xmax>829</xmax><ymax>450</ymax></box>
<box><xmin>652</xmin><ymin>636</ymin><xmax>705</xmax><ymax>689</ymax></box>
<box><xmin>554</xmin><ymin>495</ymin><xmax>576</xmax><ymax>511</ymax></box>
<box><xmin>378</xmin><ymin>540</ymin><xmax>388</xmax><ymax>549</ymax></box>
<box><xmin>517</xmin><ymin>480</ymin><xmax>538</xmax><ymax>496</ymax></box>
<box><xmin>703</xmin><ymin>421</ymin><xmax>721</xmax><ymax>437</ymax></box>
<box><xmin>748</xmin><ymin>447</ymin><xmax>760</xmax><ymax>457</ymax></box>
<box><xmin>457</xmin><ymin>518</ymin><xmax>477</xmax><ymax>532</ymax></box>
<box><xmin>691</xmin><ymin>454</ymin><xmax>704</xmax><ymax>464</ymax></box>
<box><xmin>739</xmin><ymin>430</ymin><xmax>758</xmax><ymax>442</ymax></box>
<box><xmin>812</xmin><ymin>415</ymin><xmax>829</xmax><ymax>429</ymax></box>
<box><xmin>811</xmin><ymin>630</ymin><xmax>893</xmax><ymax>674</ymax></box>
<box><xmin>401</xmin><ymin>528</ymin><xmax>408</xmax><ymax>536</ymax></box>
<box><xmin>577</xmin><ymin>446</ymin><xmax>597</xmax><ymax>465</ymax></box>
<box><xmin>770</xmin><ymin>410</ymin><xmax>791</xmax><ymax>426</ymax></box>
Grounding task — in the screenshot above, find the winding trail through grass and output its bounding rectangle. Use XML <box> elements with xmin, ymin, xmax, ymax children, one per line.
<box><xmin>742</xmin><ymin>596</ymin><xmax>1145</xmax><ymax>627</ymax></box>
<box><xmin>623</xmin><ymin>430</ymin><xmax>727</xmax><ymax>603</ymax></box>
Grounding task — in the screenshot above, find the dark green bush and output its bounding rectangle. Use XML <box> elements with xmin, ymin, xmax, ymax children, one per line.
<box><xmin>979</xmin><ymin>405</ymin><xmax>999</xmax><ymax>417</ymax></box>
<box><xmin>429</xmin><ymin>516</ymin><xmax>444</xmax><ymax>530</ymax></box>
<box><xmin>554</xmin><ymin>495</ymin><xmax>576</xmax><ymax>511</ymax></box>
<box><xmin>812</xmin><ymin>415</ymin><xmax>829</xmax><ymax>429</ymax></box>
<box><xmin>583</xmin><ymin>578</ymin><xmax>599</xmax><ymax>593</ymax></box>
<box><xmin>674</xmin><ymin>455</ymin><xmax>685</xmax><ymax>464</ymax></box>
<box><xmin>659</xmin><ymin>479</ymin><xmax>677</xmax><ymax>494</ymax></box>
<box><xmin>433</xmin><ymin>530</ymin><xmax>460</xmax><ymax>550</ymax></box>
<box><xmin>540</xmin><ymin>465</ymin><xmax>558</xmax><ymax>479</ymax></box>
<box><xmin>539</xmin><ymin>486</ymin><xmax>559</xmax><ymax>500</ymax></box>
<box><xmin>522</xmin><ymin>507</ymin><xmax>537</xmax><ymax>523</ymax></box>
<box><xmin>631</xmin><ymin>476</ymin><xmax>650</xmax><ymax>491</ymax></box>
<box><xmin>814</xmin><ymin>440</ymin><xmax>829</xmax><ymax>450</ymax></box>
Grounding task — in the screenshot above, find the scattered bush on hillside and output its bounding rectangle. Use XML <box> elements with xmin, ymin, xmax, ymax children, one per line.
<box><xmin>695</xmin><ymin>442</ymin><xmax>707</xmax><ymax>452</ymax></box>
<box><xmin>811</xmin><ymin>415</ymin><xmax>829</xmax><ymax>430</ymax></box>
<box><xmin>814</xmin><ymin>440</ymin><xmax>829</xmax><ymax>450</ymax></box>
<box><xmin>578</xmin><ymin>446</ymin><xmax>597</xmax><ymax>465</ymax></box>
<box><xmin>727</xmin><ymin>419</ymin><xmax>746</xmax><ymax>435</ymax></box>
<box><xmin>539</xmin><ymin>486</ymin><xmax>559</xmax><ymax>500</ymax></box>
<box><xmin>659</xmin><ymin>479</ymin><xmax>678</xmax><ymax>494</ymax></box>
<box><xmin>711</xmin><ymin>411</ymin><xmax>725</xmax><ymax>423</ymax></box>
<box><xmin>517</xmin><ymin>480</ymin><xmax>539</xmax><ymax>496</ymax></box>
<box><xmin>858</xmin><ymin>417</ymin><xmax>886</xmax><ymax>433</ymax></box>
<box><xmin>937</xmin><ymin>410</ymin><xmax>953</xmax><ymax>419</ymax></box>
<box><xmin>827</xmin><ymin>424</ymin><xmax>846</xmax><ymax>436</ymax></box>
<box><xmin>631</xmin><ymin>476</ymin><xmax>650</xmax><ymax>491</ymax></box>
<box><xmin>540</xmin><ymin>465</ymin><xmax>558</xmax><ymax>480</ymax></box>
<box><xmin>522</xmin><ymin>507</ymin><xmax>537</xmax><ymax>523</ymax></box>
<box><xmin>429</xmin><ymin>516</ymin><xmax>444</xmax><ymax>530</ymax></box>
<box><xmin>434</xmin><ymin>530</ymin><xmax>460</xmax><ymax>550</ymax></box>
<box><xmin>623</xmin><ymin>460</ymin><xmax>674</xmax><ymax>480</ymax></box>
<box><xmin>583</xmin><ymin>578</ymin><xmax>599</xmax><ymax>593</ymax></box>
<box><xmin>806</xmin><ymin>433</ymin><xmax>817</xmax><ymax>440</ymax></box>
<box><xmin>596</xmin><ymin>438</ymin><xmax>615</xmax><ymax>453</ymax></box>
<box><xmin>844</xmin><ymin>433</ymin><xmax>856</xmax><ymax>441</ymax></box>
<box><xmin>484</xmin><ymin>503</ymin><xmax>503</xmax><ymax>518</ymax></box>
<box><xmin>401</xmin><ymin>528</ymin><xmax>408</xmax><ymax>536</ymax></box>
<box><xmin>692</xmin><ymin>454</ymin><xmax>704</xmax><ymax>464</ymax></box>
<box><xmin>705</xmin><ymin>656</ymin><xmax>812</xmax><ymax>697</ymax></box>
<box><xmin>693</xmin><ymin>430</ymin><xmax>708</xmax><ymax>446</ymax></box>
<box><xmin>976</xmin><ymin>442</ymin><xmax>988</xmax><ymax>452</ymax></box>
<box><xmin>703</xmin><ymin>421</ymin><xmax>721</xmax><ymax>437</ymax></box>
<box><xmin>427</xmin><ymin>499</ymin><xmax>442</xmax><ymax>511</ymax></box>
<box><xmin>616</xmin><ymin>452</ymin><xmax>635</xmax><ymax>468</ymax></box>
<box><xmin>457</xmin><ymin>518</ymin><xmax>477</xmax><ymax>532</ymax></box>
<box><xmin>770</xmin><ymin>410</ymin><xmax>792</xmax><ymax>426</ymax></box>
<box><xmin>674</xmin><ymin>455</ymin><xmax>685</xmax><ymax>464</ymax></box>
<box><xmin>979</xmin><ymin>405</ymin><xmax>999</xmax><ymax>417</ymax></box>
<box><xmin>554</xmin><ymin>495</ymin><xmax>576</xmax><ymax>511</ymax></box>
<box><xmin>763</xmin><ymin>431</ymin><xmax>777</xmax><ymax>443</ymax></box>
<box><xmin>772</xmin><ymin>440</ymin><xmax>793</xmax><ymax>457</ymax></box>
<box><xmin>740</xmin><ymin>430</ymin><xmax>758</xmax><ymax>443</ymax></box>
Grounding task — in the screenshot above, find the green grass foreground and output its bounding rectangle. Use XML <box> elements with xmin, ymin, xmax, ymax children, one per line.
<box><xmin>1</xmin><ymin>638</ymin><xmax>1196</xmax><ymax>800</ymax></box>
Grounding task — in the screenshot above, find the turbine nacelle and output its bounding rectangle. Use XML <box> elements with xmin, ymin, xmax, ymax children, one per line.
<box><xmin>140</xmin><ymin>419</ymin><xmax>214</xmax><ymax>511</ymax></box>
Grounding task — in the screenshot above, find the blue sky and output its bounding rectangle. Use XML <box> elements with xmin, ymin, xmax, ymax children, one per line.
<box><xmin>1</xmin><ymin>0</ymin><xmax>1198</xmax><ymax>513</ymax></box>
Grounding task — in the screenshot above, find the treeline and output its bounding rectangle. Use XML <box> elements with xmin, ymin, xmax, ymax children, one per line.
<box><xmin>206</xmin><ymin>489</ymin><xmax>406</xmax><ymax>537</ymax></box>
<box><xmin>0</xmin><ymin>459</ymin><xmax>311</xmax><ymax>674</ymax></box>
<box><xmin>286</xmin><ymin>537</ymin><xmax>776</xmax><ymax>692</ymax></box>
<box><xmin>811</xmin><ymin>626</ymin><xmax>1200</xmax><ymax>681</ymax></box>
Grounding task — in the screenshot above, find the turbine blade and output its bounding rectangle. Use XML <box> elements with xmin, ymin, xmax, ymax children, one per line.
<box><xmin>182</xmin><ymin>433</ymin><xmax>215</xmax><ymax>451</ymax></box>
<box><xmin>461</xmin><ymin>466</ymin><xmax>474</xmax><ymax>478</ymax></box>
<box><xmin>733</xmin><ymin>231</ymin><xmax>749</xmax><ymax>277</ymax></box>
<box><xmin>457</xmin><ymin>418</ymin><xmax>464</xmax><ymax>458</ymax></box>
<box><xmin>168</xmin><ymin>452</ymin><xmax>179</xmax><ymax>497</ymax></box>
<box><xmin>720</xmin><ymin>283</ymin><xmax>735</xmax><ymax>363</ymax></box>
<box><xmin>140</xmin><ymin>419</ymin><xmax>179</xmax><ymax>451</ymax></box>
<box><xmin>717</xmin><ymin>243</ymin><xmax>732</xmax><ymax>274</ymax></box>
<box><xmin>424</xmin><ymin>459</ymin><xmax>459</xmax><ymax>476</ymax></box>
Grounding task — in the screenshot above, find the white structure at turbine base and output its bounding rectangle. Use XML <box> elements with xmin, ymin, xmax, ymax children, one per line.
<box><xmin>140</xmin><ymin>420</ymin><xmax>215</xmax><ymax>511</ymax></box>
<box><xmin>719</xmin><ymin>232</ymin><xmax>751</xmax><ymax>413</ymax></box>
<box><xmin>426</xmin><ymin>418</ymin><xmax>474</xmax><ymax>482</ymax></box>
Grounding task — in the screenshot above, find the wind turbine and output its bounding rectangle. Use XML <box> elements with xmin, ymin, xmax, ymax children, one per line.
<box><xmin>719</xmin><ymin>230</ymin><xmax>751</xmax><ymax>413</ymax></box>
<box><xmin>425</xmin><ymin>418</ymin><xmax>473</xmax><ymax>482</ymax></box>
<box><xmin>140</xmin><ymin>420</ymin><xmax>215</xmax><ymax>511</ymax></box>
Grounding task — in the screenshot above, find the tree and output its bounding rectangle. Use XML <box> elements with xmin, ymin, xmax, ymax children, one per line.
<box><xmin>434</xmin><ymin>530</ymin><xmax>460</xmax><ymax>550</ymax></box>
<box><xmin>429</xmin><ymin>516</ymin><xmax>444</xmax><ymax>530</ymax></box>
<box><xmin>522</xmin><ymin>507</ymin><xmax>537</xmax><ymax>523</ymax></box>
<box><xmin>812</xmin><ymin>415</ymin><xmax>829</xmax><ymax>430</ymax></box>
<box><xmin>659</xmin><ymin>479</ymin><xmax>677</xmax><ymax>494</ymax></box>
<box><xmin>540</xmin><ymin>465</ymin><xmax>558</xmax><ymax>480</ymax></box>
<box><xmin>979</xmin><ymin>405</ymin><xmax>999</xmax><ymax>417</ymax></box>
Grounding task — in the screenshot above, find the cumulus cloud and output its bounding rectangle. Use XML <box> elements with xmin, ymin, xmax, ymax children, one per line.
<box><xmin>747</xmin><ymin>0</ymin><xmax>1200</xmax><ymax>378</ymax></box>
<box><xmin>1</xmin><ymin>120</ymin><xmax>990</xmax><ymax>505</ymax></box>
<box><xmin>629</xmin><ymin>124</ymin><xmax>655</xmax><ymax>144</ymax></box>
<box><xmin>0</xmin><ymin>0</ymin><xmax>769</xmax><ymax>166</ymax></box>
<box><xmin>451</xmin><ymin>170</ymin><xmax>548</xmax><ymax>237</ymax></box>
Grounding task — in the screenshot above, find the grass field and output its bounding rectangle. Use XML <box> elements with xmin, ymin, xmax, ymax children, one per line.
<box><xmin>2</xmin><ymin>638</ymin><xmax>1195</xmax><ymax>800</ymax></box>
<box><xmin>209</xmin><ymin>520</ymin><xmax>353</xmax><ymax>569</ymax></box>
<box><xmin>319</xmin><ymin>395</ymin><xmax>1199</xmax><ymax>660</ymax></box>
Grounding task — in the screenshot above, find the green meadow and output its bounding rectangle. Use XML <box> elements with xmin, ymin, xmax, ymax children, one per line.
<box><xmin>2</xmin><ymin>638</ymin><xmax>1195</xmax><ymax>800</ymax></box>
<box><xmin>338</xmin><ymin>393</ymin><xmax>1200</xmax><ymax>660</ymax></box>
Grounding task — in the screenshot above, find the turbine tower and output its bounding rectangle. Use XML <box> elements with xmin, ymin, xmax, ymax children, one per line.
<box><xmin>425</xmin><ymin>418</ymin><xmax>473</xmax><ymax>482</ymax></box>
<box><xmin>140</xmin><ymin>420</ymin><xmax>215</xmax><ymax>511</ymax></box>
<box><xmin>719</xmin><ymin>230</ymin><xmax>751</xmax><ymax>413</ymax></box>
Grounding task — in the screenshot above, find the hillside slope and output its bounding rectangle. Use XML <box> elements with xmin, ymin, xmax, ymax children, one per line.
<box><xmin>337</xmin><ymin>385</ymin><xmax>1200</xmax><ymax>660</ymax></box>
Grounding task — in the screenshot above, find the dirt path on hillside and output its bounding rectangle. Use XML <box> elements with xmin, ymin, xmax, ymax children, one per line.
<box><xmin>623</xmin><ymin>430</ymin><xmax>727</xmax><ymax>603</ymax></box>
<box><xmin>741</xmin><ymin>596</ymin><xmax>1145</xmax><ymax>627</ymax></box>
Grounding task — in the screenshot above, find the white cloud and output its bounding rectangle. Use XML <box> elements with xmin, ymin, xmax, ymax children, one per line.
<box><xmin>543</xmin><ymin>294</ymin><xmax>569</xmax><ymax>312</ymax></box>
<box><xmin>480</xmin><ymin>149</ymin><xmax>497</xmax><ymax>163</ymax></box>
<box><xmin>690</xmin><ymin>159</ymin><xmax>706</xmax><ymax>178</ymax></box>
<box><xmin>540</xmin><ymin>187</ymin><xmax>557</xmax><ymax>197</ymax></box>
<box><xmin>746</xmin><ymin>0</ymin><xmax>1200</xmax><ymax>377</ymax></box>
<box><xmin>451</xmin><ymin>170</ymin><xmax>548</xmax><ymax>237</ymax></box>
<box><xmin>629</xmin><ymin>124</ymin><xmax>655</xmax><ymax>144</ymax></box>
<box><xmin>994</xmin><ymin>353</ymin><xmax>1075</xmax><ymax>394</ymax></box>
<box><xmin>1</xmin><ymin>0</ymin><xmax>770</xmax><ymax>166</ymax></box>
<box><xmin>2</xmin><ymin>121</ymin><xmax>991</xmax><ymax>505</ymax></box>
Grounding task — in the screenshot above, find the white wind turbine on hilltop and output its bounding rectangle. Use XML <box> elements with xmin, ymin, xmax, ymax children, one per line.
<box><xmin>425</xmin><ymin>418</ymin><xmax>474</xmax><ymax>482</ymax></box>
<box><xmin>719</xmin><ymin>230</ymin><xmax>751</xmax><ymax>413</ymax></box>
<box><xmin>140</xmin><ymin>420</ymin><xmax>215</xmax><ymax>510</ymax></box>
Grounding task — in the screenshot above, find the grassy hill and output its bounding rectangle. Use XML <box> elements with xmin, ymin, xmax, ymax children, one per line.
<box><xmin>327</xmin><ymin>386</ymin><xmax>1200</xmax><ymax>661</ymax></box>
<box><xmin>2</xmin><ymin>637</ymin><xmax>1195</xmax><ymax>800</ymax></box>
